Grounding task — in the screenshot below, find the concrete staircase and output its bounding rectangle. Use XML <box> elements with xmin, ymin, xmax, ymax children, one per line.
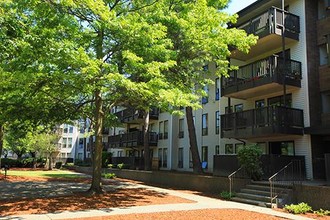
<box><xmin>231</xmin><ymin>181</ymin><xmax>293</xmax><ymax>208</ymax></box>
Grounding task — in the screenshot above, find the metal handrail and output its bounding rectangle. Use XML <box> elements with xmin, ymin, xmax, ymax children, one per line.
<box><xmin>268</xmin><ymin>160</ymin><xmax>302</xmax><ymax>208</ymax></box>
<box><xmin>228</xmin><ymin>166</ymin><xmax>243</xmax><ymax>197</ymax></box>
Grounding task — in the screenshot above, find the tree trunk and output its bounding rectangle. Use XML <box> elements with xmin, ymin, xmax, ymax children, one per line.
<box><xmin>185</xmin><ymin>106</ymin><xmax>203</xmax><ymax>174</ymax></box>
<box><xmin>143</xmin><ymin>110</ymin><xmax>151</xmax><ymax>170</ymax></box>
<box><xmin>89</xmin><ymin>90</ymin><xmax>104</xmax><ymax>194</ymax></box>
<box><xmin>0</xmin><ymin>125</ymin><xmax>4</xmax><ymax>171</ymax></box>
<box><xmin>48</xmin><ymin>154</ymin><xmax>52</xmax><ymax>170</ymax></box>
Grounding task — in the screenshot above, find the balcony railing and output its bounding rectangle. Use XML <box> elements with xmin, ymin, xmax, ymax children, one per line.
<box><xmin>222</xmin><ymin>55</ymin><xmax>301</xmax><ymax>96</ymax></box>
<box><xmin>221</xmin><ymin>106</ymin><xmax>304</xmax><ymax>139</ymax></box>
<box><xmin>115</xmin><ymin>108</ymin><xmax>159</xmax><ymax>123</ymax></box>
<box><xmin>236</xmin><ymin>7</ymin><xmax>300</xmax><ymax>40</ymax></box>
<box><xmin>108</xmin><ymin>131</ymin><xmax>158</xmax><ymax>148</ymax></box>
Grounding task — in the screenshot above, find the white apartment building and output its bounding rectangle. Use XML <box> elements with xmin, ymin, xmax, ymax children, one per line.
<box><xmin>107</xmin><ymin>0</ymin><xmax>325</xmax><ymax>181</ymax></box>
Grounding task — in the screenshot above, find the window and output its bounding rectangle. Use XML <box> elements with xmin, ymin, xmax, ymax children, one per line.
<box><xmin>63</xmin><ymin>124</ymin><xmax>68</xmax><ymax>133</ymax></box>
<box><xmin>225</xmin><ymin>144</ymin><xmax>234</xmax><ymax>154</ymax></box>
<box><xmin>159</xmin><ymin>121</ymin><xmax>164</xmax><ymax>139</ymax></box>
<box><xmin>269</xmin><ymin>141</ymin><xmax>295</xmax><ymax>155</ymax></box>
<box><xmin>215</xmin><ymin>145</ymin><xmax>220</xmax><ymax>155</ymax></box>
<box><xmin>69</xmin><ymin>126</ymin><xmax>73</xmax><ymax>133</ymax></box>
<box><xmin>178</xmin><ymin>148</ymin><xmax>183</xmax><ymax>168</ymax></box>
<box><xmin>79</xmin><ymin>138</ymin><xmax>83</xmax><ymax>149</ymax></box>
<box><xmin>234</xmin><ymin>104</ymin><xmax>243</xmax><ymax>112</ymax></box>
<box><xmin>158</xmin><ymin>149</ymin><xmax>163</xmax><ymax>167</ymax></box>
<box><xmin>320</xmin><ymin>36</ymin><xmax>330</xmax><ymax>66</ymax></box>
<box><xmin>189</xmin><ymin>150</ymin><xmax>193</xmax><ymax>168</ymax></box>
<box><xmin>255</xmin><ymin>99</ymin><xmax>265</xmax><ymax>108</ymax></box>
<box><xmin>61</xmin><ymin>153</ymin><xmax>66</xmax><ymax>158</ymax></box>
<box><xmin>163</xmin><ymin>148</ymin><xmax>168</xmax><ymax>168</ymax></box>
<box><xmin>62</xmin><ymin>138</ymin><xmax>67</xmax><ymax>148</ymax></box>
<box><xmin>257</xmin><ymin>142</ymin><xmax>267</xmax><ymax>154</ymax></box>
<box><xmin>164</xmin><ymin>120</ymin><xmax>169</xmax><ymax>139</ymax></box>
<box><xmin>201</xmin><ymin>146</ymin><xmax>208</xmax><ymax>168</ymax></box>
<box><xmin>215</xmin><ymin>78</ymin><xmax>220</xmax><ymax>101</ymax></box>
<box><xmin>68</xmin><ymin>138</ymin><xmax>73</xmax><ymax>148</ymax></box>
<box><xmin>67</xmin><ymin>153</ymin><xmax>72</xmax><ymax>158</ymax></box>
<box><xmin>202</xmin><ymin>113</ymin><xmax>208</xmax><ymax>136</ymax></box>
<box><xmin>225</xmin><ymin>106</ymin><xmax>233</xmax><ymax>114</ymax></box>
<box><xmin>321</xmin><ymin>92</ymin><xmax>330</xmax><ymax>113</ymax></box>
<box><xmin>268</xmin><ymin>94</ymin><xmax>292</xmax><ymax>107</ymax></box>
<box><xmin>202</xmin><ymin>85</ymin><xmax>209</xmax><ymax>104</ymax></box>
<box><xmin>117</xmin><ymin>151</ymin><xmax>122</xmax><ymax>157</ymax></box>
<box><xmin>179</xmin><ymin>119</ymin><xmax>184</xmax><ymax>138</ymax></box>
<box><xmin>215</xmin><ymin>111</ymin><xmax>220</xmax><ymax>134</ymax></box>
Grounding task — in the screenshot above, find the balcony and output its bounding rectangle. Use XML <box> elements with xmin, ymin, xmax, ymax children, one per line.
<box><xmin>102</xmin><ymin>127</ymin><xmax>110</xmax><ymax>134</ymax></box>
<box><xmin>221</xmin><ymin>106</ymin><xmax>304</xmax><ymax>139</ymax></box>
<box><xmin>231</xmin><ymin>7</ymin><xmax>300</xmax><ymax>61</ymax></box>
<box><xmin>115</xmin><ymin>108</ymin><xmax>159</xmax><ymax>124</ymax></box>
<box><xmin>222</xmin><ymin>55</ymin><xmax>301</xmax><ymax>99</ymax></box>
<box><xmin>108</xmin><ymin>131</ymin><xmax>158</xmax><ymax>148</ymax></box>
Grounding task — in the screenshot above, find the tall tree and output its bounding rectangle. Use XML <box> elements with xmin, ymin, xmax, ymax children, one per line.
<box><xmin>0</xmin><ymin>0</ymin><xmax>175</xmax><ymax>193</ymax></box>
<box><xmin>152</xmin><ymin>0</ymin><xmax>257</xmax><ymax>173</ymax></box>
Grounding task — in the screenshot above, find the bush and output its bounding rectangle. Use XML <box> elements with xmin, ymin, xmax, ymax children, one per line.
<box><xmin>1</xmin><ymin>158</ymin><xmax>20</xmax><ymax>168</ymax></box>
<box><xmin>220</xmin><ymin>191</ymin><xmax>235</xmax><ymax>200</ymax></box>
<box><xmin>102</xmin><ymin>173</ymin><xmax>116</xmax><ymax>179</ymax></box>
<box><xmin>102</xmin><ymin>151</ymin><xmax>112</xmax><ymax>168</ymax></box>
<box><xmin>237</xmin><ymin>144</ymin><xmax>263</xmax><ymax>180</ymax></box>
<box><xmin>314</xmin><ymin>209</ymin><xmax>330</xmax><ymax>216</ymax></box>
<box><xmin>55</xmin><ymin>161</ymin><xmax>62</xmax><ymax>169</ymax></box>
<box><xmin>20</xmin><ymin>158</ymin><xmax>35</xmax><ymax>168</ymax></box>
<box><xmin>74</xmin><ymin>159</ymin><xmax>91</xmax><ymax>167</ymax></box>
<box><xmin>284</xmin><ymin>202</ymin><xmax>313</xmax><ymax>214</ymax></box>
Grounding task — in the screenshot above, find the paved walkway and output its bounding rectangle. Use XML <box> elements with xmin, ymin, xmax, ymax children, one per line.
<box><xmin>0</xmin><ymin>175</ymin><xmax>314</xmax><ymax>220</ymax></box>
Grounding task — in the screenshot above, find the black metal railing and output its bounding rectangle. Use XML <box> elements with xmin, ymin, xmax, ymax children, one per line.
<box><xmin>269</xmin><ymin>160</ymin><xmax>303</xmax><ymax>208</ymax></box>
<box><xmin>236</xmin><ymin>7</ymin><xmax>300</xmax><ymax>39</ymax></box>
<box><xmin>223</xmin><ymin>55</ymin><xmax>302</xmax><ymax>89</ymax></box>
<box><xmin>108</xmin><ymin>131</ymin><xmax>158</xmax><ymax>148</ymax></box>
<box><xmin>115</xmin><ymin>108</ymin><xmax>159</xmax><ymax>122</ymax></box>
<box><xmin>221</xmin><ymin>106</ymin><xmax>304</xmax><ymax>135</ymax></box>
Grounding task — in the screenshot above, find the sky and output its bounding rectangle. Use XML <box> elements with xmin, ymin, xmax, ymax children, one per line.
<box><xmin>225</xmin><ymin>0</ymin><xmax>258</xmax><ymax>14</ymax></box>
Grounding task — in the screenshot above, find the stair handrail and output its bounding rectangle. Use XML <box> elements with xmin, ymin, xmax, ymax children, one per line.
<box><xmin>268</xmin><ymin>160</ymin><xmax>302</xmax><ymax>208</ymax></box>
<box><xmin>228</xmin><ymin>166</ymin><xmax>243</xmax><ymax>197</ymax></box>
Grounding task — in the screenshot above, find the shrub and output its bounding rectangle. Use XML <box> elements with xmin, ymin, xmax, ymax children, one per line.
<box><xmin>102</xmin><ymin>151</ymin><xmax>112</xmax><ymax>168</ymax></box>
<box><xmin>284</xmin><ymin>202</ymin><xmax>313</xmax><ymax>214</ymax></box>
<box><xmin>21</xmin><ymin>158</ymin><xmax>35</xmax><ymax>167</ymax></box>
<box><xmin>220</xmin><ymin>191</ymin><xmax>235</xmax><ymax>200</ymax></box>
<box><xmin>1</xmin><ymin>158</ymin><xmax>20</xmax><ymax>168</ymax></box>
<box><xmin>314</xmin><ymin>209</ymin><xmax>330</xmax><ymax>216</ymax></box>
<box><xmin>55</xmin><ymin>161</ymin><xmax>62</xmax><ymax>169</ymax></box>
<box><xmin>237</xmin><ymin>144</ymin><xmax>263</xmax><ymax>180</ymax></box>
<box><xmin>102</xmin><ymin>173</ymin><xmax>116</xmax><ymax>179</ymax></box>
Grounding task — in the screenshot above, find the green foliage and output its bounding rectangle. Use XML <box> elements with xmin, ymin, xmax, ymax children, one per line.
<box><xmin>117</xmin><ymin>163</ymin><xmax>130</xmax><ymax>169</ymax></box>
<box><xmin>102</xmin><ymin>173</ymin><xmax>116</xmax><ymax>179</ymax></box>
<box><xmin>284</xmin><ymin>203</ymin><xmax>313</xmax><ymax>214</ymax></box>
<box><xmin>0</xmin><ymin>158</ymin><xmax>19</xmax><ymax>168</ymax></box>
<box><xmin>74</xmin><ymin>159</ymin><xmax>91</xmax><ymax>167</ymax></box>
<box><xmin>220</xmin><ymin>191</ymin><xmax>235</xmax><ymax>200</ymax></box>
<box><xmin>102</xmin><ymin>151</ymin><xmax>112</xmax><ymax>168</ymax></box>
<box><xmin>314</xmin><ymin>209</ymin><xmax>330</xmax><ymax>216</ymax></box>
<box><xmin>237</xmin><ymin>144</ymin><xmax>263</xmax><ymax>180</ymax></box>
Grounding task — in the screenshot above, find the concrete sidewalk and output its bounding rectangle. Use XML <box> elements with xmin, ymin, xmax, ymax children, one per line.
<box><xmin>0</xmin><ymin>180</ymin><xmax>314</xmax><ymax>220</ymax></box>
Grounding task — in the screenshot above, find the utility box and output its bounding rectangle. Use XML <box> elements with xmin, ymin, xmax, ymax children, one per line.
<box><xmin>325</xmin><ymin>154</ymin><xmax>330</xmax><ymax>185</ymax></box>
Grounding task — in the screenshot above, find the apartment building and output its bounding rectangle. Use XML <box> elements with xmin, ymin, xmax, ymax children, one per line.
<box><xmin>304</xmin><ymin>0</ymin><xmax>330</xmax><ymax>179</ymax></box>
<box><xmin>57</xmin><ymin>123</ymin><xmax>79</xmax><ymax>163</ymax></box>
<box><xmin>106</xmin><ymin>0</ymin><xmax>330</xmax><ymax>180</ymax></box>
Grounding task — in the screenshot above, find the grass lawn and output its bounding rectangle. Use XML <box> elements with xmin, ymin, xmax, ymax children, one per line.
<box><xmin>6</xmin><ymin>170</ymin><xmax>88</xmax><ymax>179</ymax></box>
